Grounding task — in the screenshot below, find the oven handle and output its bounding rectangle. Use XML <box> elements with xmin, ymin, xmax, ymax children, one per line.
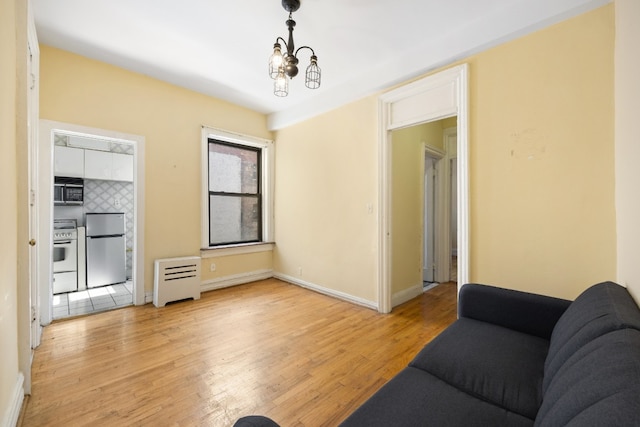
<box><xmin>54</xmin><ymin>240</ymin><xmax>73</xmax><ymax>245</ymax></box>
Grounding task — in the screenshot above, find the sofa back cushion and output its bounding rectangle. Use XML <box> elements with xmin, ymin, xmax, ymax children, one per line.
<box><xmin>543</xmin><ymin>282</ymin><xmax>640</xmax><ymax>392</ymax></box>
<box><xmin>535</xmin><ymin>329</ymin><xmax>640</xmax><ymax>426</ymax></box>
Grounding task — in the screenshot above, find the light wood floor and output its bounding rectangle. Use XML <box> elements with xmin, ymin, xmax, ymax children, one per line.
<box><xmin>21</xmin><ymin>278</ymin><xmax>458</xmax><ymax>427</ymax></box>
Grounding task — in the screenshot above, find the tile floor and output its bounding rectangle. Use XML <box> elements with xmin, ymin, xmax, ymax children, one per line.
<box><xmin>52</xmin><ymin>281</ymin><xmax>133</xmax><ymax>320</ymax></box>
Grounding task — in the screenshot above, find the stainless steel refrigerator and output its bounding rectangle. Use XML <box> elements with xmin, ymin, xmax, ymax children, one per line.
<box><xmin>86</xmin><ymin>213</ymin><xmax>126</xmax><ymax>288</ymax></box>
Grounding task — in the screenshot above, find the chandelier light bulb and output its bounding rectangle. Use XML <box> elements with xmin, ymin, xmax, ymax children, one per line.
<box><xmin>269</xmin><ymin>43</ymin><xmax>283</xmax><ymax>79</ymax></box>
<box><xmin>274</xmin><ymin>67</ymin><xmax>289</xmax><ymax>97</ymax></box>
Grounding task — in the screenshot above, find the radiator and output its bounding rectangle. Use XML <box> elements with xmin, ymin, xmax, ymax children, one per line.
<box><xmin>153</xmin><ymin>256</ymin><xmax>201</xmax><ymax>307</ymax></box>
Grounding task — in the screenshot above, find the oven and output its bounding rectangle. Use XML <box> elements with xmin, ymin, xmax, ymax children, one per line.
<box><xmin>53</xmin><ymin>219</ymin><xmax>78</xmax><ymax>294</ymax></box>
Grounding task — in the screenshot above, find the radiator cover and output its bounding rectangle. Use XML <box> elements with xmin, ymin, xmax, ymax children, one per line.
<box><xmin>153</xmin><ymin>256</ymin><xmax>201</xmax><ymax>307</ymax></box>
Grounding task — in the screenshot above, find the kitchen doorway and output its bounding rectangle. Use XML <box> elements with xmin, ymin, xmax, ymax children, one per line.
<box><xmin>38</xmin><ymin>120</ymin><xmax>145</xmax><ymax>324</ymax></box>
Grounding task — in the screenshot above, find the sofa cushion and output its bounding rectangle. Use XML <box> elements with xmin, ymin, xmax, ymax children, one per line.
<box><xmin>535</xmin><ymin>329</ymin><xmax>640</xmax><ymax>426</ymax></box>
<box><xmin>543</xmin><ymin>282</ymin><xmax>640</xmax><ymax>392</ymax></box>
<box><xmin>409</xmin><ymin>318</ymin><xmax>549</xmax><ymax>420</ymax></box>
<box><xmin>339</xmin><ymin>367</ymin><xmax>534</xmax><ymax>427</ymax></box>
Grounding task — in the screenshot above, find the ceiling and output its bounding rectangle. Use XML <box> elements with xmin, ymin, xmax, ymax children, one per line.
<box><xmin>33</xmin><ymin>0</ymin><xmax>609</xmax><ymax>130</ymax></box>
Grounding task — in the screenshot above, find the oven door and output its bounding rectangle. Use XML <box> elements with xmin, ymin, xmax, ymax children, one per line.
<box><xmin>53</xmin><ymin>240</ymin><xmax>77</xmax><ymax>273</ymax></box>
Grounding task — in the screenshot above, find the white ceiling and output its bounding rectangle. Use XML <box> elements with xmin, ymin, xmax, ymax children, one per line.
<box><xmin>33</xmin><ymin>0</ymin><xmax>609</xmax><ymax>130</ymax></box>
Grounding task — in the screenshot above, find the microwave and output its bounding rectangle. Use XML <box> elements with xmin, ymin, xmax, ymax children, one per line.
<box><xmin>54</xmin><ymin>177</ymin><xmax>84</xmax><ymax>205</ymax></box>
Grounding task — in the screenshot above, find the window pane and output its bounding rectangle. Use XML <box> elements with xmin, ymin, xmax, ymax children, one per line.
<box><xmin>209</xmin><ymin>143</ymin><xmax>258</xmax><ymax>194</ymax></box>
<box><xmin>209</xmin><ymin>195</ymin><xmax>260</xmax><ymax>245</ymax></box>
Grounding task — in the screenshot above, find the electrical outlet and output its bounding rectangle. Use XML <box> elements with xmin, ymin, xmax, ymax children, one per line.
<box><xmin>210</xmin><ymin>263</ymin><xmax>216</xmax><ymax>272</ymax></box>
<box><xmin>298</xmin><ymin>266</ymin><xmax>302</xmax><ymax>276</ymax></box>
<box><xmin>114</xmin><ymin>196</ymin><xmax>121</xmax><ymax>208</ymax></box>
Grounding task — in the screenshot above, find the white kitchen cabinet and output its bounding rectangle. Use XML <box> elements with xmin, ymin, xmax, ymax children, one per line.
<box><xmin>112</xmin><ymin>153</ymin><xmax>134</xmax><ymax>182</ymax></box>
<box><xmin>84</xmin><ymin>150</ymin><xmax>133</xmax><ymax>182</ymax></box>
<box><xmin>54</xmin><ymin>146</ymin><xmax>85</xmax><ymax>177</ymax></box>
<box><xmin>84</xmin><ymin>150</ymin><xmax>112</xmax><ymax>180</ymax></box>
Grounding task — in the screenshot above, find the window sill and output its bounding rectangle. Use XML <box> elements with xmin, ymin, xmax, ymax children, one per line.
<box><xmin>200</xmin><ymin>242</ymin><xmax>275</xmax><ymax>258</ymax></box>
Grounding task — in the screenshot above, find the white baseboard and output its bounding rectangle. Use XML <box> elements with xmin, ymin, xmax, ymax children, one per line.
<box><xmin>392</xmin><ymin>283</ymin><xmax>423</xmax><ymax>308</ymax></box>
<box><xmin>274</xmin><ymin>272</ymin><xmax>378</xmax><ymax>310</ymax></box>
<box><xmin>3</xmin><ymin>372</ymin><xmax>24</xmax><ymax>427</ymax></box>
<box><xmin>423</xmin><ymin>282</ymin><xmax>439</xmax><ymax>292</ymax></box>
<box><xmin>144</xmin><ymin>269</ymin><xmax>377</xmax><ymax>312</ymax></box>
<box><xmin>201</xmin><ymin>269</ymin><xmax>273</xmax><ymax>293</ymax></box>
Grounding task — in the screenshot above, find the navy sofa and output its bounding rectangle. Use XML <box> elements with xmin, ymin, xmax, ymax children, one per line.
<box><xmin>236</xmin><ymin>281</ymin><xmax>640</xmax><ymax>426</ymax></box>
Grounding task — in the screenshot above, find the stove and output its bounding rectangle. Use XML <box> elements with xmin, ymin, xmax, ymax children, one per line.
<box><xmin>53</xmin><ymin>219</ymin><xmax>78</xmax><ymax>294</ymax></box>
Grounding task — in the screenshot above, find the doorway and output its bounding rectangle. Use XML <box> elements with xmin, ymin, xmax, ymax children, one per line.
<box><xmin>424</xmin><ymin>125</ymin><xmax>458</xmax><ymax>287</ymax></box>
<box><xmin>388</xmin><ymin>118</ymin><xmax>456</xmax><ymax>301</ymax></box>
<box><xmin>52</xmin><ymin>134</ymin><xmax>135</xmax><ymax>319</ymax></box>
<box><xmin>38</xmin><ymin>120</ymin><xmax>145</xmax><ymax>325</ymax></box>
<box><xmin>378</xmin><ymin>64</ymin><xmax>469</xmax><ymax>313</ymax></box>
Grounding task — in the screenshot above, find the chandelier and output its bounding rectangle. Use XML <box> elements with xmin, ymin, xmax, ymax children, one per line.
<box><xmin>268</xmin><ymin>0</ymin><xmax>321</xmax><ymax>97</ymax></box>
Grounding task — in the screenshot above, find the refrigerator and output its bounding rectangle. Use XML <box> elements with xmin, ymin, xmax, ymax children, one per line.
<box><xmin>86</xmin><ymin>213</ymin><xmax>126</xmax><ymax>288</ymax></box>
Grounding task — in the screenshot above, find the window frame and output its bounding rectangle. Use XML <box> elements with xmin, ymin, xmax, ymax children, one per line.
<box><xmin>201</xmin><ymin>126</ymin><xmax>274</xmax><ymax>250</ymax></box>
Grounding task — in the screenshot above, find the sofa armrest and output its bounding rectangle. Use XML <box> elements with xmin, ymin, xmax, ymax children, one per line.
<box><xmin>458</xmin><ymin>283</ymin><xmax>571</xmax><ymax>339</ymax></box>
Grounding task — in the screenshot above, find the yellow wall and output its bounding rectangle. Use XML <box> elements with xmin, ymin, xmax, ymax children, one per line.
<box><xmin>0</xmin><ymin>0</ymin><xmax>23</xmax><ymax>422</ymax></box>
<box><xmin>275</xmin><ymin>4</ymin><xmax>615</xmax><ymax>302</ymax></box>
<box><xmin>201</xmin><ymin>251</ymin><xmax>273</xmax><ymax>282</ymax></box>
<box><xmin>390</xmin><ymin>126</ymin><xmax>425</xmax><ymax>294</ymax></box>
<box><xmin>39</xmin><ymin>46</ymin><xmax>274</xmax><ymax>294</ymax></box>
<box><xmin>615</xmin><ymin>0</ymin><xmax>640</xmax><ymax>303</ymax></box>
<box><xmin>468</xmin><ymin>4</ymin><xmax>615</xmax><ymax>298</ymax></box>
<box><xmin>273</xmin><ymin>97</ymin><xmax>379</xmax><ymax>303</ymax></box>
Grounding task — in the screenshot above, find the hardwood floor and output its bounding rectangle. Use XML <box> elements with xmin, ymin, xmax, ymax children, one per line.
<box><xmin>21</xmin><ymin>279</ymin><xmax>458</xmax><ymax>427</ymax></box>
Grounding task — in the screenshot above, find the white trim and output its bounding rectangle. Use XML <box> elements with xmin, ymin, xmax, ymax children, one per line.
<box><xmin>274</xmin><ymin>273</ymin><xmax>378</xmax><ymax>310</ymax></box>
<box><xmin>378</xmin><ymin>64</ymin><xmax>469</xmax><ymax>313</ymax></box>
<box><xmin>423</xmin><ymin>145</ymin><xmax>450</xmax><ymax>284</ymax></box>
<box><xmin>201</xmin><ymin>126</ymin><xmax>275</xmax><ymax>249</ymax></box>
<box><xmin>200</xmin><ymin>242</ymin><xmax>274</xmax><ymax>258</ymax></box>
<box><xmin>392</xmin><ymin>283</ymin><xmax>424</xmax><ymax>308</ymax></box>
<box><xmin>424</xmin><ymin>144</ymin><xmax>445</xmax><ymax>159</ymax></box>
<box><xmin>201</xmin><ymin>269</ymin><xmax>274</xmax><ymax>292</ymax></box>
<box><xmin>423</xmin><ymin>282</ymin><xmax>439</xmax><ymax>292</ymax></box>
<box><xmin>2</xmin><ymin>373</ymin><xmax>24</xmax><ymax>427</ymax></box>
<box><xmin>38</xmin><ymin>120</ymin><xmax>146</xmax><ymax>321</ymax></box>
<box><xmin>443</xmin><ymin>126</ymin><xmax>458</xmax><ymax>268</ymax></box>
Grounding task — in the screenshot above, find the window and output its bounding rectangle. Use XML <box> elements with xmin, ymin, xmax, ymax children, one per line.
<box><xmin>208</xmin><ymin>140</ymin><xmax>260</xmax><ymax>245</ymax></box>
<box><xmin>201</xmin><ymin>127</ymin><xmax>273</xmax><ymax>248</ymax></box>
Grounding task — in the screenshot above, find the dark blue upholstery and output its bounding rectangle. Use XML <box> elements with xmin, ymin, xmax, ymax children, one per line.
<box><xmin>536</xmin><ymin>329</ymin><xmax>640</xmax><ymax>426</ymax></box>
<box><xmin>459</xmin><ymin>283</ymin><xmax>571</xmax><ymax>339</ymax></box>
<box><xmin>409</xmin><ymin>318</ymin><xmax>548</xmax><ymax>419</ymax></box>
<box><xmin>233</xmin><ymin>415</ymin><xmax>280</xmax><ymax>427</ymax></box>
<box><xmin>339</xmin><ymin>367</ymin><xmax>534</xmax><ymax>427</ymax></box>
<box><xmin>543</xmin><ymin>281</ymin><xmax>640</xmax><ymax>391</ymax></box>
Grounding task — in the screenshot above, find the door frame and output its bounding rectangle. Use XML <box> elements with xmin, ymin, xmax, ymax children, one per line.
<box><xmin>38</xmin><ymin>120</ymin><xmax>146</xmax><ymax>324</ymax></box>
<box><xmin>423</xmin><ymin>144</ymin><xmax>451</xmax><ymax>284</ymax></box>
<box><xmin>378</xmin><ymin>64</ymin><xmax>469</xmax><ymax>313</ymax></box>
